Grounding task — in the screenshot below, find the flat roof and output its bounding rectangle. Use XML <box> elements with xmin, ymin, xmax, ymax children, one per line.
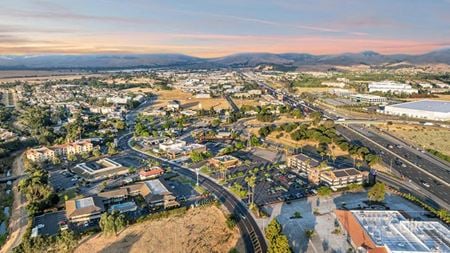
<box><xmin>387</xmin><ymin>100</ymin><xmax>450</xmax><ymax>113</ymax></box>
<box><xmin>75</xmin><ymin>197</ymin><xmax>95</xmax><ymax>209</ymax></box>
<box><xmin>352</xmin><ymin>210</ymin><xmax>450</xmax><ymax>252</ymax></box>
<box><xmin>144</xmin><ymin>179</ymin><xmax>169</xmax><ymax>195</ymax></box>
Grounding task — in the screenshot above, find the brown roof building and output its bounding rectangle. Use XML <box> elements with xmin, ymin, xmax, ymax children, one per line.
<box><xmin>65</xmin><ymin>197</ymin><xmax>105</xmax><ymax>223</ymax></box>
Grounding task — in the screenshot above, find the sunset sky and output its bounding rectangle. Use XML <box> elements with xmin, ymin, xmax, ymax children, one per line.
<box><xmin>1</xmin><ymin>0</ymin><xmax>450</xmax><ymax>57</ymax></box>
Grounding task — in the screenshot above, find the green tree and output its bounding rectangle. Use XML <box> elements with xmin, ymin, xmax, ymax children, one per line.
<box><xmin>265</xmin><ymin>219</ymin><xmax>291</xmax><ymax>253</ymax></box>
<box><xmin>99</xmin><ymin>211</ymin><xmax>127</xmax><ymax>237</ymax></box>
<box><xmin>317</xmin><ymin>186</ymin><xmax>332</xmax><ymax>198</ymax></box>
<box><xmin>368</xmin><ymin>182</ymin><xmax>385</xmax><ymax>202</ymax></box>
<box><xmin>55</xmin><ymin>230</ymin><xmax>79</xmax><ymax>253</ymax></box>
<box><xmin>245</xmin><ymin>175</ymin><xmax>257</xmax><ymax>207</ymax></box>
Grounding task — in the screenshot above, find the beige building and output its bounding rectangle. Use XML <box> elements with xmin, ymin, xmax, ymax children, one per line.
<box><xmin>209</xmin><ymin>155</ymin><xmax>240</xmax><ymax>169</ymax></box>
<box><xmin>26</xmin><ymin>140</ymin><xmax>94</xmax><ymax>162</ymax></box>
<box><xmin>320</xmin><ymin>168</ymin><xmax>367</xmax><ymax>190</ymax></box>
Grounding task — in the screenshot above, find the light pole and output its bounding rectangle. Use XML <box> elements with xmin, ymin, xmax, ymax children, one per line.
<box><xmin>195</xmin><ymin>168</ymin><xmax>200</xmax><ymax>186</ymax></box>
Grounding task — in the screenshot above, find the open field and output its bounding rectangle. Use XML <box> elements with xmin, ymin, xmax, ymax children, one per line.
<box><xmin>294</xmin><ymin>87</ymin><xmax>331</xmax><ymax>94</ymax></box>
<box><xmin>248</xmin><ymin>127</ymin><xmax>348</xmax><ymax>157</ymax></box>
<box><xmin>404</xmin><ymin>95</ymin><xmax>450</xmax><ymax>102</ymax></box>
<box><xmin>233</xmin><ymin>98</ymin><xmax>261</xmax><ymax>107</ymax></box>
<box><xmin>380</xmin><ymin>124</ymin><xmax>450</xmax><ymax>156</ymax></box>
<box><xmin>131</xmin><ymin>88</ymin><xmax>231</xmax><ymax>110</ymax></box>
<box><xmin>75</xmin><ymin>205</ymin><xmax>240</xmax><ymax>253</ymax></box>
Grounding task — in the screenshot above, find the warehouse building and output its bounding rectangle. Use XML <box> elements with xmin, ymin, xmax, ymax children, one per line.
<box><xmin>368</xmin><ymin>81</ymin><xmax>418</xmax><ymax>94</ymax></box>
<box><xmin>336</xmin><ymin>210</ymin><xmax>450</xmax><ymax>253</ymax></box>
<box><xmin>381</xmin><ymin>100</ymin><xmax>450</xmax><ymax>121</ymax></box>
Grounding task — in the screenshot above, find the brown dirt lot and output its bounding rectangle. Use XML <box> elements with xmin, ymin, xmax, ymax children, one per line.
<box><xmin>379</xmin><ymin>124</ymin><xmax>450</xmax><ymax>156</ymax></box>
<box><xmin>74</xmin><ymin>206</ymin><xmax>241</xmax><ymax>253</ymax></box>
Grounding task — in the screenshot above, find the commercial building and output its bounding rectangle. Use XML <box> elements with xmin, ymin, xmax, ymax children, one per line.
<box><xmin>368</xmin><ymin>81</ymin><xmax>418</xmax><ymax>94</ymax></box>
<box><xmin>336</xmin><ymin>210</ymin><xmax>450</xmax><ymax>253</ymax></box>
<box><xmin>350</xmin><ymin>94</ymin><xmax>387</xmax><ymax>104</ymax></box>
<box><xmin>320</xmin><ymin>168</ymin><xmax>367</xmax><ymax>190</ymax></box>
<box><xmin>65</xmin><ymin>178</ymin><xmax>179</xmax><ymax>223</ymax></box>
<box><xmin>288</xmin><ymin>154</ymin><xmax>320</xmax><ymax>174</ymax></box>
<box><xmin>289</xmin><ymin>154</ymin><xmax>366</xmax><ymax>189</ymax></box>
<box><xmin>381</xmin><ymin>100</ymin><xmax>450</xmax><ymax>121</ymax></box>
<box><xmin>158</xmin><ymin>140</ymin><xmax>206</xmax><ymax>158</ymax></box>
<box><xmin>139</xmin><ymin>167</ymin><xmax>165</xmax><ymax>180</ymax></box>
<box><xmin>209</xmin><ymin>155</ymin><xmax>240</xmax><ymax>169</ymax></box>
<box><xmin>72</xmin><ymin>158</ymin><xmax>129</xmax><ymax>182</ymax></box>
<box><xmin>65</xmin><ymin>197</ymin><xmax>105</xmax><ymax>223</ymax></box>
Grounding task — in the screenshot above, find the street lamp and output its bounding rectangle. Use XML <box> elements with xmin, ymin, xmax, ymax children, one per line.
<box><xmin>195</xmin><ymin>168</ymin><xmax>200</xmax><ymax>186</ymax></box>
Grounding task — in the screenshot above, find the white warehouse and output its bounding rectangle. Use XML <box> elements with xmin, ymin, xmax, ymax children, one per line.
<box><xmin>368</xmin><ymin>81</ymin><xmax>418</xmax><ymax>94</ymax></box>
<box><xmin>382</xmin><ymin>100</ymin><xmax>450</xmax><ymax>121</ymax></box>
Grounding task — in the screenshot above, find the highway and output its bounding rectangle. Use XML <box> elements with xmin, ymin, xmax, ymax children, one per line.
<box><xmin>248</xmin><ymin>74</ymin><xmax>450</xmax><ymax>210</ymax></box>
<box><xmin>119</xmin><ymin>100</ymin><xmax>267</xmax><ymax>253</ymax></box>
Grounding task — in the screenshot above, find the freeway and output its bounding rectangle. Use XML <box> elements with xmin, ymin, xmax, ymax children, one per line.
<box><xmin>248</xmin><ymin>75</ymin><xmax>450</xmax><ymax>209</ymax></box>
<box><xmin>119</xmin><ymin>99</ymin><xmax>267</xmax><ymax>253</ymax></box>
<box><xmin>337</xmin><ymin>125</ymin><xmax>450</xmax><ymax>209</ymax></box>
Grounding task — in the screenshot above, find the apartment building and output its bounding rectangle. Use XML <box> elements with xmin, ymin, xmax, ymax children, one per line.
<box><xmin>26</xmin><ymin>146</ymin><xmax>57</xmax><ymax>162</ymax></box>
<box><xmin>26</xmin><ymin>140</ymin><xmax>94</xmax><ymax>162</ymax></box>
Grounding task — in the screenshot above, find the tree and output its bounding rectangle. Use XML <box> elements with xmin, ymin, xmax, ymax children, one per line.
<box><xmin>317</xmin><ymin>186</ymin><xmax>332</xmax><ymax>198</ymax></box>
<box><xmin>310</xmin><ymin>111</ymin><xmax>322</xmax><ymax>125</ymax></box>
<box><xmin>107</xmin><ymin>142</ymin><xmax>118</xmax><ymax>155</ymax></box>
<box><xmin>265</xmin><ymin>219</ymin><xmax>291</xmax><ymax>253</ymax></box>
<box><xmin>245</xmin><ymin>175</ymin><xmax>257</xmax><ymax>207</ymax></box>
<box><xmin>368</xmin><ymin>182</ymin><xmax>385</xmax><ymax>202</ymax></box>
<box><xmin>55</xmin><ymin>230</ymin><xmax>79</xmax><ymax>253</ymax></box>
<box><xmin>99</xmin><ymin>211</ymin><xmax>127</xmax><ymax>237</ymax></box>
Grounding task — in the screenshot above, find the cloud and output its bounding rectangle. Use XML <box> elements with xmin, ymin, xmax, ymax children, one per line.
<box><xmin>0</xmin><ymin>7</ymin><xmax>154</xmax><ymax>25</ymax></box>
<box><xmin>170</xmin><ymin>9</ymin><xmax>368</xmax><ymax>36</ymax></box>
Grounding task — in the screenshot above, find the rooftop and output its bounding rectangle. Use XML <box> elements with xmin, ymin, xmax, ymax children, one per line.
<box><xmin>387</xmin><ymin>100</ymin><xmax>450</xmax><ymax>113</ymax></box>
<box><xmin>351</xmin><ymin>210</ymin><xmax>450</xmax><ymax>253</ymax></box>
<box><xmin>144</xmin><ymin>179</ymin><xmax>170</xmax><ymax>195</ymax></box>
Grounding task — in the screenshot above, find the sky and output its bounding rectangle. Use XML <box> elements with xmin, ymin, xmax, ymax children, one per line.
<box><xmin>0</xmin><ymin>0</ymin><xmax>449</xmax><ymax>57</ymax></box>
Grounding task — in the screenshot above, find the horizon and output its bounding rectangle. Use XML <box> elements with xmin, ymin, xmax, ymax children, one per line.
<box><xmin>1</xmin><ymin>0</ymin><xmax>450</xmax><ymax>57</ymax></box>
<box><xmin>1</xmin><ymin>48</ymin><xmax>449</xmax><ymax>58</ymax></box>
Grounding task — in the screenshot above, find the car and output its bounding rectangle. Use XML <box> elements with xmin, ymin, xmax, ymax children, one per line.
<box><xmin>421</xmin><ymin>182</ymin><xmax>430</xmax><ymax>188</ymax></box>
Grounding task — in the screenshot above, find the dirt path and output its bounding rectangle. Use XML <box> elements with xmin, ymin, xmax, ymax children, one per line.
<box><xmin>75</xmin><ymin>205</ymin><xmax>241</xmax><ymax>253</ymax></box>
<box><xmin>1</xmin><ymin>154</ymin><xmax>27</xmax><ymax>253</ymax></box>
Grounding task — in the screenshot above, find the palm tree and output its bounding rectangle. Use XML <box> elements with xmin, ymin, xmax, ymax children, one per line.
<box><xmin>245</xmin><ymin>175</ymin><xmax>257</xmax><ymax>207</ymax></box>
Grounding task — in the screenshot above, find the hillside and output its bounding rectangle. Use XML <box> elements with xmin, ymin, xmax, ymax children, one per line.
<box><xmin>1</xmin><ymin>48</ymin><xmax>450</xmax><ymax>70</ymax></box>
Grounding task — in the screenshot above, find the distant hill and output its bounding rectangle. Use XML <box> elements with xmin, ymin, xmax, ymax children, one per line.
<box><xmin>1</xmin><ymin>49</ymin><xmax>450</xmax><ymax>70</ymax></box>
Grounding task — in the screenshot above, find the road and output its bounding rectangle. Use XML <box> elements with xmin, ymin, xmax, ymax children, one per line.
<box><xmin>337</xmin><ymin>125</ymin><xmax>450</xmax><ymax>209</ymax></box>
<box><xmin>119</xmin><ymin>99</ymin><xmax>267</xmax><ymax>253</ymax></box>
<box><xmin>225</xmin><ymin>94</ymin><xmax>239</xmax><ymax>112</ymax></box>
<box><xmin>1</xmin><ymin>154</ymin><xmax>28</xmax><ymax>253</ymax></box>
<box><xmin>248</xmin><ymin>74</ymin><xmax>450</xmax><ymax>210</ymax></box>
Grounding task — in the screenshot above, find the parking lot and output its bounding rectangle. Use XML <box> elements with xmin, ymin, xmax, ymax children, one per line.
<box><xmin>207</xmin><ymin>148</ymin><xmax>313</xmax><ymax>206</ymax></box>
<box><xmin>32</xmin><ymin>210</ymin><xmax>67</xmax><ymax>237</ymax></box>
<box><xmin>49</xmin><ymin>170</ymin><xmax>78</xmax><ymax>192</ymax></box>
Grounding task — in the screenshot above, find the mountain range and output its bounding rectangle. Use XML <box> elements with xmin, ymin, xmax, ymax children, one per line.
<box><xmin>1</xmin><ymin>48</ymin><xmax>450</xmax><ymax>70</ymax></box>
